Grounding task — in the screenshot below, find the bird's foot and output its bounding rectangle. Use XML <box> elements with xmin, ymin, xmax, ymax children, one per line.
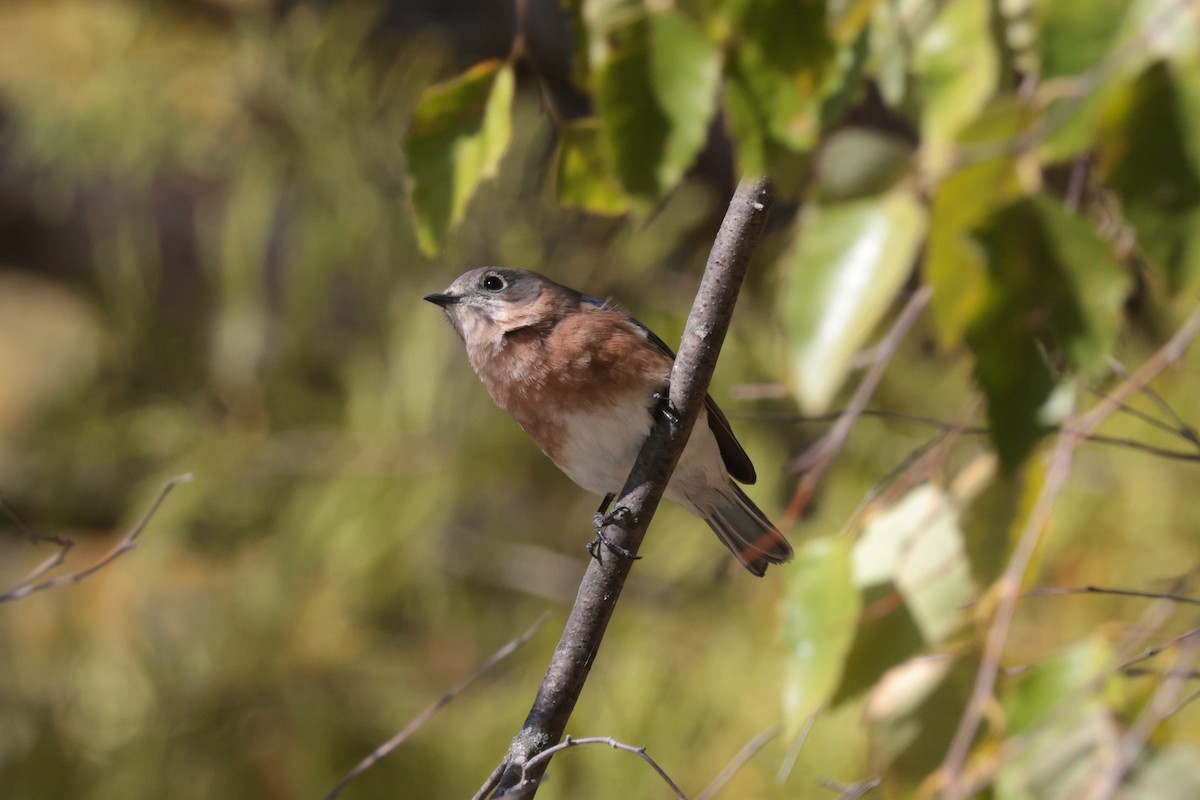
<box><xmin>587</xmin><ymin>506</ymin><xmax>641</xmax><ymax>564</ymax></box>
<box><xmin>652</xmin><ymin>389</ymin><xmax>681</xmax><ymax>427</ymax></box>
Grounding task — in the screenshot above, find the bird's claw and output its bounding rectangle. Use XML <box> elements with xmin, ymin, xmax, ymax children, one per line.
<box><xmin>652</xmin><ymin>390</ymin><xmax>681</xmax><ymax>426</ymax></box>
<box><xmin>587</xmin><ymin>506</ymin><xmax>641</xmax><ymax>563</ymax></box>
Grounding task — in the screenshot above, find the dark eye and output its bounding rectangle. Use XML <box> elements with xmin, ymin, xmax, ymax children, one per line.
<box><xmin>481</xmin><ymin>273</ymin><xmax>507</xmax><ymax>292</ymax></box>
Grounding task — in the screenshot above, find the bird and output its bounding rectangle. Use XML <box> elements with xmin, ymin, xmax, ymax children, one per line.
<box><xmin>424</xmin><ymin>267</ymin><xmax>793</xmax><ymax>576</ymax></box>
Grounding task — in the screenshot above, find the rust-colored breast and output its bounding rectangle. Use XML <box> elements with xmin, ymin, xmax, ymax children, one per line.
<box><xmin>475</xmin><ymin>304</ymin><xmax>672</xmax><ymax>461</ymax></box>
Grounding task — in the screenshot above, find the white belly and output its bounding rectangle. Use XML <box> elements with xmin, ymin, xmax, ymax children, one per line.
<box><xmin>554</xmin><ymin>398</ymin><xmax>654</xmax><ymax>496</ymax></box>
<box><xmin>552</xmin><ymin>396</ymin><xmax>732</xmax><ymax>519</ymax></box>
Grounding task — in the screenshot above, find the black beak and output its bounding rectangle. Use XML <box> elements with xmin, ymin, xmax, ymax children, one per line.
<box><xmin>424</xmin><ymin>292</ymin><xmax>459</xmax><ymax>308</ymax></box>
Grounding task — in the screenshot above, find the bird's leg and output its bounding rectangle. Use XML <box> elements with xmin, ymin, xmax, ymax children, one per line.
<box><xmin>652</xmin><ymin>388</ymin><xmax>681</xmax><ymax>426</ymax></box>
<box><xmin>587</xmin><ymin>493</ymin><xmax>641</xmax><ymax>563</ymax></box>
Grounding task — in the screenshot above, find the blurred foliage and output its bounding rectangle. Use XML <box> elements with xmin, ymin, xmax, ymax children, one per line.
<box><xmin>0</xmin><ymin>0</ymin><xmax>1199</xmax><ymax>799</ymax></box>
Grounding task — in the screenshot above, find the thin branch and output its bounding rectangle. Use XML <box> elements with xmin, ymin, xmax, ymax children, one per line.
<box><xmin>472</xmin><ymin>762</ymin><xmax>508</xmax><ymax>800</ymax></box>
<box><xmin>323</xmin><ymin>613</ymin><xmax>550</xmax><ymax>800</ymax></box>
<box><xmin>1083</xmin><ymin>626</ymin><xmax>1200</xmax><ymax>800</ymax></box>
<box><xmin>1166</xmin><ymin>684</ymin><xmax>1200</xmax><ymax>718</ymax></box>
<box><xmin>755</xmin><ymin>403</ymin><xmax>1200</xmax><ymax>462</ymax></box>
<box><xmin>1085</xmin><ymin>434</ymin><xmax>1200</xmax><ymax>462</ymax></box>
<box><xmin>776</xmin><ymin>704</ymin><xmax>820</xmax><ymax>783</ymax></box>
<box><xmin>510</xmin><ymin>0</ymin><xmax>569</xmax><ymax>130</ymax></box>
<box><xmin>505</xmin><ymin>736</ymin><xmax>688</xmax><ymax>800</ymax></box>
<box><xmin>483</xmin><ymin>179</ymin><xmax>776</xmax><ymax>797</ymax></box>
<box><xmin>782</xmin><ymin>286</ymin><xmax>932</xmax><ymax>527</ymax></box>
<box><xmin>1122</xmin><ymin>667</ymin><xmax>1200</xmax><ymax>680</ymax></box>
<box><xmin>1117</xmin><ymin>625</ymin><xmax>1200</xmax><ymax>673</ymax></box>
<box><xmin>695</xmin><ymin>722</ymin><xmax>783</xmax><ymax>800</ymax></box>
<box><xmin>818</xmin><ymin>777</ymin><xmax>883</xmax><ymax>800</ymax></box>
<box><xmin>938</xmin><ymin>305</ymin><xmax>1200</xmax><ymax>799</ymax></box>
<box><xmin>1</xmin><ymin>494</ymin><xmax>76</xmax><ymax>591</ymax></box>
<box><xmin>1086</xmin><ymin>388</ymin><xmax>1182</xmax><ymax>440</ymax></box>
<box><xmin>844</xmin><ymin>397</ymin><xmax>983</xmax><ymax>530</ymax></box>
<box><xmin>1023</xmin><ymin>584</ymin><xmax>1200</xmax><ymax>608</ymax></box>
<box><xmin>1074</xmin><ymin>307</ymin><xmax>1200</xmax><ymax>437</ymax></box>
<box><xmin>1104</xmin><ymin>354</ymin><xmax>1200</xmax><ymax>446</ymax></box>
<box><xmin>0</xmin><ymin>473</ymin><xmax>192</xmax><ymax>605</ymax></box>
<box><xmin>1064</xmin><ymin>153</ymin><xmax>1092</xmax><ymax>213</ymax></box>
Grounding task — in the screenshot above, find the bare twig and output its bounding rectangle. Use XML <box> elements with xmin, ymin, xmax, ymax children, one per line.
<box><xmin>482</xmin><ymin>179</ymin><xmax>776</xmax><ymax>797</ymax></box>
<box><xmin>1117</xmin><ymin>625</ymin><xmax>1200</xmax><ymax>673</ymax></box>
<box><xmin>782</xmin><ymin>286</ymin><xmax>932</xmax><ymax>527</ymax></box>
<box><xmin>504</xmin><ymin>736</ymin><xmax>688</xmax><ymax>799</ymax></box>
<box><xmin>1083</xmin><ymin>623</ymin><xmax>1200</xmax><ymax>800</ymax></box>
<box><xmin>0</xmin><ymin>494</ymin><xmax>75</xmax><ymax>590</ymax></box>
<box><xmin>472</xmin><ymin>762</ymin><xmax>508</xmax><ymax>800</ymax></box>
<box><xmin>818</xmin><ymin>777</ymin><xmax>883</xmax><ymax>800</ymax></box>
<box><xmin>1064</xmin><ymin>154</ymin><xmax>1092</xmax><ymax>213</ymax></box>
<box><xmin>756</xmin><ymin>400</ymin><xmax>1200</xmax><ymax>461</ymax></box>
<box><xmin>1167</xmin><ymin>684</ymin><xmax>1200</xmax><ymax>718</ymax></box>
<box><xmin>1087</xmin><ymin>390</ymin><xmax>1183</xmax><ymax>439</ymax></box>
<box><xmin>695</xmin><ymin>722</ymin><xmax>783</xmax><ymax>800</ymax></box>
<box><xmin>324</xmin><ymin>613</ymin><xmax>550</xmax><ymax>800</ymax></box>
<box><xmin>776</xmin><ymin>704</ymin><xmax>820</xmax><ymax>783</ymax></box>
<box><xmin>1122</xmin><ymin>667</ymin><xmax>1200</xmax><ymax>679</ymax></box>
<box><xmin>0</xmin><ymin>473</ymin><xmax>192</xmax><ymax>605</ymax></box>
<box><xmin>1023</xmin><ymin>584</ymin><xmax>1200</xmax><ymax>608</ymax></box>
<box><xmin>938</xmin><ymin>306</ymin><xmax>1200</xmax><ymax>799</ymax></box>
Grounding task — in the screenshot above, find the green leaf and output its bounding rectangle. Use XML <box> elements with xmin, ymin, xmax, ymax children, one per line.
<box><xmin>828</xmin><ymin>0</ymin><xmax>880</xmax><ymax>44</ymax></box>
<box><xmin>996</xmin><ymin>708</ymin><xmax>1117</xmax><ymax>800</ymax></box>
<box><xmin>562</xmin><ymin>0</ymin><xmax>644</xmax><ymax>86</ymax></box>
<box><xmin>1125</xmin><ymin>0</ymin><xmax>1199</xmax><ymax>63</ymax></box>
<box><xmin>863</xmin><ymin>655</ymin><xmax>957</xmax><ymax>773</ymax></box>
<box><xmin>967</xmin><ymin>195</ymin><xmax>1131</xmax><ymax>470</ymax></box>
<box><xmin>814</xmin><ymin>127</ymin><xmax>913</xmax><ymax>202</ymax></box>
<box><xmin>925</xmin><ymin>98</ymin><xmax>1026</xmax><ymax>348</ymax></box>
<box><xmin>853</xmin><ymin>484</ymin><xmax>977</xmax><ymax>644</ymax></box>
<box><xmin>832</xmin><ymin>583</ymin><xmax>926</xmax><ymax>704</ymax></box>
<box><xmin>996</xmin><ymin>638</ymin><xmax>1117</xmax><ymax>800</ymax></box>
<box><xmin>781</xmin><ymin>188</ymin><xmax>926</xmax><ymax>413</ymax></box>
<box><xmin>961</xmin><ymin>468</ymin><xmax>1025</xmax><ymax>587</ymax></box>
<box><xmin>972</xmin><ymin>337</ymin><xmax>1059</xmax><ymax>470</ymax></box>
<box><xmin>717</xmin><ymin>0</ymin><xmax>833</xmax><ymax>75</ymax></box>
<box><xmin>913</xmin><ymin>0</ymin><xmax>1000</xmax><ymax>176</ymax></box>
<box><xmin>1036</xmin><ymin>0</ymin><xmax>1132</xmax><ymax>79</ymax></box>
<box><xmin>1004</xmin><ymin>637</ymin><xmax>1112</xmax><ymax>734</ymax></box>
<box><xmin>782</xmin><ymin>536</ymin><xmax>860</xmax><ymax>734</ymax></box>
<box><xmin>555</xmin><ymin>118</ymin><xmax>629</xmax><ymax>215</ymax></box>
<box><xmin>1032</xmin><ymin>199</ymin><xmax>1132</xmax><ymax>370</ymax></box>
<box><xmin>865</xmin><ymin>655</ymin><xmax>979</xmax><ymax>779</ymax></box>
<box><xmin>405</xmin><ymin>61</ymin><xmax>514</xmax><ymax>257</ymax></box>
<box><xmin>1039</xmin><ymin>0</ymin><xmax>1198</xmax><ymax>161</ymax></box>
<box><xmin>1097</xmin><ymin>62</ymin><xmax>1200</xmax><ymax>295</ymax></box>
<box><xmin>596</xmin><ymin>10</ymin><xmax>720</xmax><ymax>203</ymax></box>
<box><xmin>723</xmin><ymin>53</ymin><xmax>820</xmax><ymax>186</ymax></box>
<box><xmin>868</xmin><ymin>0</ymin><xmax>935</xmax><ymax>109</ymax></box>
<box><xmin>719</xmin><ymin>0</ymin><xmax>852</xmax><ymax>193</ymax></box>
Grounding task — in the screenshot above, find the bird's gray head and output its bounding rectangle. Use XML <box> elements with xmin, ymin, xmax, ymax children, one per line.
<box><xmin>424</xmin><ymin>267</ymin><xmax>576</xmax><ymax>351</ymax></box>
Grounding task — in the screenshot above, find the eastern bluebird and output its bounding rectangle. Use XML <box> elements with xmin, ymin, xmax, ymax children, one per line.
<box><xmin>425</xmin><ymin>267</ymin><xmax>793</xmax><ymax>576</ymax></box>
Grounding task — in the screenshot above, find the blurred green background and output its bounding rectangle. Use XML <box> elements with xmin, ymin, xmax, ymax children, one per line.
<box><xmin>1</xmin><ymin>1</ymin><xmax>1199</xmax><ymax>799</ymax></box>
<box><xmin>0</xmin><ymin>3</ymin><xmax>808</xmax><ymax>798</ymax></box>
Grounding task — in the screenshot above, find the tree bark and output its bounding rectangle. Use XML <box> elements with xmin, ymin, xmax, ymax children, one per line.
<box><xmin>484</xmin><ymin>178</ymin><xmax>776</xmax><ymax>798</ymax></box>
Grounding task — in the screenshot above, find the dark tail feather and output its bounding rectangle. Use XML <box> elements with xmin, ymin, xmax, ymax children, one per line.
<box><xmin>704</xmin><ymin>484</ymin><xmax>793</xmax><ymax>577</ymax></box>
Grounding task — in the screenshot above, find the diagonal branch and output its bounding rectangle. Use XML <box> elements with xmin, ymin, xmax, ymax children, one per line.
<box><xmin>782</xmin><ymin>285</ymin><xmax>932</xmax><ymax>526</ymax></box>
<box><xmin>0</xmin><ymin>473</ymin><xmax>192</xmax><ymax>605</ymax></box>
<box><xmin>325</xmin><ymin>612</ymin><xmax>550</xmax><ymax>800</ymax></box>
<box><xmin>938</xmin><ymin>304</ymin><xmax>1200</xmax><ymax>798</ymax></box>
<box><xmin>483</xmin><ymin>178</ymin><xmax>776</xmax><ymax>798</ymax></box>
<box><xmin>516</xmin><ymin>736</ymin><xmax>688</xmax><ymax>799</ymax></box>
